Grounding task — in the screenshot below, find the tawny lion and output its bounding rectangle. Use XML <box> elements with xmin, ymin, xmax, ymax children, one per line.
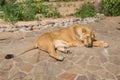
<box><xmin>5</xmin><ymin>24</ymin><xmax>108</xmax><ymax>61</ymax></box>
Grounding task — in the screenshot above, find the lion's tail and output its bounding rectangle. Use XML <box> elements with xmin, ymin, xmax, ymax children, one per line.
<box><xmin>5</xmin><ymin>43</ymin><xmax>37</xmax><ymax>59</ymax></box>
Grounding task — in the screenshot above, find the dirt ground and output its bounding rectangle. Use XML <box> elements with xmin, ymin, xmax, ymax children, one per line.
<box><xmin>0</xmin><ymin>17</ymin><xmax>120</xmax><ymax>80</ymax></box>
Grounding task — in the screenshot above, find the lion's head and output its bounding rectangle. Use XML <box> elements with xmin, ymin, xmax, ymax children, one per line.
<box><xmin>82</xmin><ymin>31</ymin><xmax>95</xmax><ymax>47</ymax></box>
<box><xmin>74</xmin><ymin>25</ymin><xmax>95</xmax><ymax>47</ymax></box>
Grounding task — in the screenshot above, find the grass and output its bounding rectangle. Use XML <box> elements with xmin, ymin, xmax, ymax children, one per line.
<box><xmin>75</xmin><ymin>3</ymin><xmax>97</xmax><ymax>18</ymax></box>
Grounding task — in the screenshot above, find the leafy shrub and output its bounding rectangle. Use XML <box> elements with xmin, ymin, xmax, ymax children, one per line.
<box><xmin>0</xmin><ymin>0</ymin><xmax>5</xmax><ymax>6</ymax></box>
<box><xmin>101</xmin><ymin>0</ymin><xmax>120</xmax><ymax>16</ymax></box>
<box><xmin>1</xmin><ymin>3</ymin><xmax>36</xmax><ymax>22</ymax></box>
<box><xmin>56</xmin><ymin>0</ymin><xmax>79</xmax><ymax>1</ymax></box>
<box><xmin>0</xmin><ymin>0</ymin><xmax>16</xmax><ymax>6</ymax></box>
<box><xmin>0</xmin><ymin>0</ymin><xmax>60</xmax><ymax>23</ymax></box>
<box><xmin>30</xmin><ymin>2</ymin><xmax>61</xmax><ymax>18</ymax></box>
<box><xmin>75</xmin><ymin>3</ymin><xmax>97</xmax><ymax>18</ymax></box>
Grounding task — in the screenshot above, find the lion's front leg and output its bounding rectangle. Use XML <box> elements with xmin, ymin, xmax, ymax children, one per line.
<box><xmin>93</xmin><ymin>40</ymin><xmax>109</xmax><ymax>48</ymax></box>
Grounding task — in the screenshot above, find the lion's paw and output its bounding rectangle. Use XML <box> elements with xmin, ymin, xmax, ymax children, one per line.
<box><xmin>64</xmin><ymin>49</ymin><xmax>72</xmax><ymax>54</ymax></box>
<box><xmin>57</xmin><ymin>56</ymin><xmax>64</xmax><ymax>61</ymax></box>
<box><xmin>103</xmin><ymin>43</ymin><xmax>109</xmax><ymax>48</ymax></box>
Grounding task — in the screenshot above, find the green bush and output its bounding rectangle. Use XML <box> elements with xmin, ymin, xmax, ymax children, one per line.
<box><xmin>1</xmin><ymin>3</ymin><xmax>36</xmax><ymax>22</ymax></box>
<box><xmin>56</xmin><ymin>0</ymin><xmax>79</xmax><ymax>1</ymax></box>
<box><xmin>0</xmin><ymin>0</ymin><xmax>60</xmax><ymax>23</ymax></box>
<box><xmin>101</xmin><ymin>0</ymin><xmax>120</xmax><ymax>16</ymax></box>
<box><xmin>35</xmin><ymin>4</ymin><xmax>61</xmax><ymax>18</ymax></box>
<box><xmin>75</xmin><ymin>3</ymin><xmax>97</xmax><ymax>18</ymax></box>
<box><xmin>0</xmin><ymin>0</ymin><xmax>5</xmax><ymax>6</ymax></box>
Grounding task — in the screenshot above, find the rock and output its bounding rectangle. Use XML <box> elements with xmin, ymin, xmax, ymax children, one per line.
<box><xmin>0</xmin><ymin>32</ymin><xmax>25</xmax><ymax>40</ymax></box>
<box><xmin>22</xmin><ymin>52</ymin><xmax>39</xmax><ymax>64</ymax></box>
<box><xmin>56</xmin><ymin>59</ymin><xmax>74</xmax><ymax>70</ymax></box>
<box><xmin>33</xmin><ymin>74</ymin><xmax>50</xmax><ymax>80</ymax></box>
<box><xmin>86</xmin><ymin>64</ymin><xmax>103</xmax><ymax>72</ymax></box>
<box><xmin>0</xmin><ymin>53</ymin><xmax>6</xmax><ymax>59</ymax></box>
<box><xmin>33</xmin><ymin>61</ymin><xmax>64</xmax><ymax>79</ymax></box>
<box><xmin>76</xmin><ymin>75</ymin><xmax>88</xmax><ymax>80</ymax></box>
<box><xmin>4</xmin><ymin>27</ymin><xmax>11</xmax><ymax>32</ymax></box>
<box><xmin>9</xmin><ymin>66</ymin><xmax>19</xmax><ymax>79</ymax></box>
<box><xmin>13</xmin><ymin>57</ymin><xmax>23</xmax><ymax>63</ymax></box>
<box><xmin>16</xmin><ymin>62</ymin><xmax>33</xmax><ymax>73</ymax></box>
<box><xmin>63</xmin><ymin>22</ymin><xmax>69</xmax><ymax>28</ymax></box>
<box><xmin>77</xmin><ymin>21</ymin><xmax>82</xmax><ymax>24</ymax></box>
<box><xmin>15</xmin><ymin>21</ymin><xmax>39</xmax><ymax>28</ymax></box>
<box><xmin>10</xmin><ymin>72</ymin><xmax>26</xmax><ymax>80</ymax></box>
<box><xmin>82</xmin><ymin>19</ymin><xmax>88</xmax><ymax>24</ymax></box>
<box><xmin>33</xmin><ymin>25</ymin><xmax>40</xmax><ymax>31</ymax></box>
<box><xmin>96</xmin><ymin>13</ymin><xmax>105</xmax><ymax>20</ymax></box>
<box><xmin>102</xmin><ymin>62</ymin><xmax>120</xmax><ymax>75</ymax></box>
<box><xmin>33</xmin><ymin>64</ymin><xmax>46</xmax><ymax>74</ymax></box>
<box><xmin>86</xmin><ymin>71</ymin><xmax>100</xmax><ymax>80</ymax></box>
<box><xmin>67</xmin><ymin>65</ymin><xmax>85</xmax><ymax>74</ymax></box>
<box><xmin>0</xmin><ymin>32</ymin><xmax>12</xmax><ymax>40</ymax></box>
<box><xmin>0</xmin><ymin>28</ymin><xmax>5</xmax><ymax>32</ymax></box>
<box><xmin>48</xmin><ymin>58</ymin><xmax>57</xmax><ymax>62</ymax></box>
<box><xmin>0</xmin><ymin>70</ymin><xmax>9</xmax><ymax>80</ymax></box>
<box><xmin>53</xmin><ymin>23</ymin><xmax>59</xmax><ymax>27</ymax></box>
<box><xmin>109</xmin><ymin>55</ymin><xmax>120</xmax><ymax>65</ymax></box>
<box><xmin>0</xmin><ymin>59</ymin><xmax>14</xmax><ymax>71</ymax></box>
<box><xmin>59</xmin><ymin>72</ymin><xmax>77</xmax><ymax>80</ymax></box>
<box><xmin>77</xmin><ymin>55</ymin><xmax>90</xmax><ymax>68</ymax></box>
<box><xmin>88</xmin><ymin>56</ymin><xmax>101</xmax><ymax>65</ymax></box>
<box><xmin>0</xmin><ymin>16</ymin><xmax>102</xmax><ymax>32</ymax></box>
<box><xmin>19</xmin><ymin>27</ymin><xmax>28</xmax><ymax>32</ymax></box>
<box><xmin>94</xmin><ymin>69</ymin><xmax>115</xmax><ymax>79</ymax></box>
<box><xmin>39</xmin><ymin>25</ymin><xmax>48</xmax><ymax>29</ymax></box>
<box><xmin>23</xmin><ymin>75</ymin><xmax>33</xmax><ymax>80</ymax></box>
<box><xmin>27</xmin><ymin>26</ymin><xmax>33</xmax><ymax>31</ymax></box>
<box><xmin>69</xmin><ymin>19</ymin><xmax>74</xmax><ymax>25</ymax></box>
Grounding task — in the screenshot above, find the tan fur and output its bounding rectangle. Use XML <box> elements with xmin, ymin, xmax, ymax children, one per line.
<box><xmin>16</xmin><ymin>24</ymin><xmax>108</xmax><ymax>60</ymax></box>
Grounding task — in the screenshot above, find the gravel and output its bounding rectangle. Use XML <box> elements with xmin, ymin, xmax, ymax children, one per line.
<box><xmin>0</xmin><ymin>13</ymin><xmax>105</xmax><ymax>32</ymax></box>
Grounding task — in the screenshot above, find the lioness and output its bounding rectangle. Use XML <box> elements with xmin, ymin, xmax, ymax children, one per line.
<box><xmin>5</xmin><ymin>24</ymin><xmax>108</xmax><ymax>61</ymax></box>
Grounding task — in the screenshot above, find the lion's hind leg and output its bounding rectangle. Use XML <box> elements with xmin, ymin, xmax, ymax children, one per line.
<box><xmin>48</xmin><ymin>48</ymin><xmax>64</xmax><ymax>61</ymax></box>
<box><xmin>54</xmin><ymin>40</ymin><xmax>72</xmax><ymax>54</ymax></box>
<box><xmin>45</xmin><ymin>42</ymin><xmax>64</xmax><ymax>61</ymax></box>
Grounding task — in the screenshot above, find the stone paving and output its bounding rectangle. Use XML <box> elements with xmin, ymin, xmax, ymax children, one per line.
<box><xmin>0</xmin><ymin>17</ymin><xmax>120</xmax><ymax>80</ymax></box>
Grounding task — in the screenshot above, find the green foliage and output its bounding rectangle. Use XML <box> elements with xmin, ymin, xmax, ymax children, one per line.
<box><xmin>56</xmin><ymin>0</ymin><xmax>79</xmax><ymax>1</ymax></box>
<box><xmin>1</xmin><ymin>3</ymin><xmax>36</xmax><ymax>22</ymax></box>
<box><xmin>0</xmin><ymin>0</ymin><xmax>60</xmax><ymax>23</ymax></box>
<box><xmin>36</xmin><ymin>0</ymin><xmax>81</xmax><ymax>2</ymax></box>
<box><xmin>0</xmin><ymin>0</ymin><xmax>16</xmax><ymax>6</ymax></box>
<box><xmin>101</xmin><ymin>0</ymin><xmax>120</xmax><ymax>16</ymax></box>
<box><xmin>0</xmin><ymin>0</ymin><xmax>5</xmax><ymax>6</ymax></box>
<box><xmin>34</xmin><ymin>4</ymin><xmax>61</xmax><ymax>18</ymax></box>
<box><xmin>75</xmin><ymin>3</ymin><xmax>97</xmax><ymax>18</ymax></box>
